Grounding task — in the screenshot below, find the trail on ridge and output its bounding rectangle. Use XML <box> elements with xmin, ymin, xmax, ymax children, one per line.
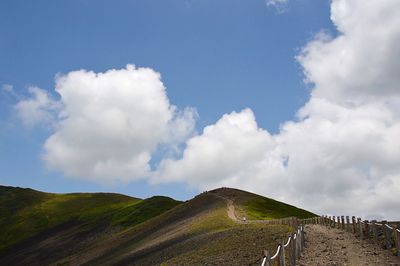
<box><xmin>298</xmin><ymin>224</ymin><xmax>400</xmax><ymax>266</ymax></box>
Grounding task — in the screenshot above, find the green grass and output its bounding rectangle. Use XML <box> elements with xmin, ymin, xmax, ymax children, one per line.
<box><xmin>189</xmin><ymin>205</ymin><xmax>236</xmax><ymax>234</ymax></box>
<box><xmin>244</xmin><ymin>197</ymin><xmax>316</xmax><ymax>220</ymax></box>
<box><xmin>110</xmin><ymin>196</ymin><xmax>181</xmax><ymax>227</ymax></box>
<box><xmin>0</xmin><ymin>186</ymin><xmax>181</xmax><ymax>252</ymax></box>
<box><xmin>0</xmin><ymin>186</ymin><xmax>318</xmax><ymax>265</ymax></box>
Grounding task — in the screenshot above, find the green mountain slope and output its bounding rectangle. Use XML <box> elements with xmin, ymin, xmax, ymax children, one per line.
<box><xmin>0</xmin><ymin>185</ymin><xmax>180</xmax><ymax>252</ymax></box>
<box><xmin>0</xmin><ymin>186</ymin><xmax>316</xmax><ymax>266</ymax></box>
<box><xmin>209</xmin><ymin>187</ymin><xmax>315</xmax><ymax>220</ymax></box>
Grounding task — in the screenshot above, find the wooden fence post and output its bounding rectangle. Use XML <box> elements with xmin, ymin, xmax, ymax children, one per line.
<box><xmin>357</xmin><ymin>218</ymin><xmax>363</xmax><ymax>239</ymax></box>
<box><xmin>341</xmin><ymin>216</ymin><xmax>345</xmax><ymax>230</ymax></box>
<box><xmin>364</xmin><ymin>221</ymin><xmax>370</xmax><ymax>239</ymax></box>
<box><xmin>371</xmin><ymin>220</ymin><xmax>378</xmax><ymax>244</ymax></box>
<box><xmin>289</xmin><ymin>233</ymin><xmax>296</xmax><ymax>266</ymax></box>
<box><xmin>262</xmin><ymin>250</ymin><xmax>271</xmax><ymax>266</ymax></box>
<box><xmin>352</xmin><ymin>216</ymin><xmax>356</xmax><ymax>234</ymax></box>
<box><xmin>295</xmin><ymin>233</ymin><xmax>299</xmax><ymax>260</ymax></box>
<box><xmin>394</xmin><ymin>226</ymin><xmax>400</xmax><ymax>257</ymax></box>
<box><xmin>280</xmin><ymin>241</ymin><xmax>286</xmax><ymax>266</ymax></box>
<box><xmin>301</xmin><ymin>226</ymin><xmax>305</xmax><ymax>251</ymax></box>
<box><xmin>346</xmin><ymin>216</ymin><xmax>350</xmax><ymax>232</ymax></box>
<box><xmin>382</xmin><ymin>221</ymin><xmax>391</xmax><ymax>249</ymax></box>
<box><xmin>336</xmin><ymin>216</ymin><xmax>340</xmax><ymax>229</ymax></box>
<box><xmin>332</xmin><ymin>216</ymin><xmax>336</xmax><ymax>228</ymax></box>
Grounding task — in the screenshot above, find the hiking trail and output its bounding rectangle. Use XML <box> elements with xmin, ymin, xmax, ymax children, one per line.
<box><xmin>298</xmin><ymin>224</ymin><xmax>400</xmax><ymax>266</ymax></box>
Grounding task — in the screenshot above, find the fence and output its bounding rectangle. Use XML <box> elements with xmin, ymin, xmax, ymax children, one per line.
<box><xmin>259</xmin><ymin>215</ymin><xmax>400</xmax><ymax>266</ymax></box>
<box><xmin>260</xmin><ymin>218</ymin><xmax>305</xmax><ymax>266</ymax></box>
<box><xmin>318</xmin><ymin>215</ymin><xmax>400</xmax><ymax>256</ymax></box>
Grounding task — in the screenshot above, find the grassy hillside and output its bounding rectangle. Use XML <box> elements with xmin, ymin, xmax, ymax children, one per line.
<box><xmin>65</xmin><ymin>188</ymin><xmax>314</xmax><ymax>265</ymax></box>
<box><xmin>209</xmin><ymin>187</ymin><xmax>315</xmax><ymax>220</ymax></box>
<box><xmin>0</xmin><ymin>186</ymin><xmax>316</xmax><ymax>266</ymax></box>
<box><xmin>244</xmin><ymin>197</ymin><xmax>315</xmax><ymax>219</ymax></box>
<box><xmin>0</xmin><ymin>185</ymin><xmax>180</xmax><ymax>252</ymax></box>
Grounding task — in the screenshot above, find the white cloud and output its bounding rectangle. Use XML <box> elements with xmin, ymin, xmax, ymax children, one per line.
<box><xmin>31</xmin><ymin>65</ymin><xmax>196</xmax><ymax>183</ymax></box>
<box><xmin>155</xmin><ymin>0</ymin><xmax>400</xmax><ymax>219</ymax></box>
<box><xmin>297</xmin><ymin>0</ymin><xmax>400</xmax><ymax>104</ymax></box>
<box><xmin>13</xmin><ymin>0</ymin><xmax>400</xmax><ymax>219</ymax></box>
<box><xmin>266</xmin><ymin>0</ymin><xmax>289</xmax><ymax>13</ymax></box>
<box><xmin>15</xmin><ymin>86</ymin><xmax>60</xmax><ymax>127</ymax></box>
<box><xmin>154</xmin><ymin>109</ymin><xmax>278</xmax><ymax>187</ymax></box>
<box><xmin>2</xmin><ymin>84</ymin><xmax>14</xmax><ymax>93</ymax></box>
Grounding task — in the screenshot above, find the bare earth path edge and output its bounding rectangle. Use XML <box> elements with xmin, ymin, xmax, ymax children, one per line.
<box><xmin>298</xmin><ymin>224</ymin><xmax>400</xmax><ymax>266</ymax></box>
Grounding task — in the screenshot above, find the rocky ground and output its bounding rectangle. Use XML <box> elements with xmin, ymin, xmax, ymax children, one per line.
<box><xmin>298</xmin><ymin>224</ymin><xmax>400</xmax><ymax>266</ymax></box>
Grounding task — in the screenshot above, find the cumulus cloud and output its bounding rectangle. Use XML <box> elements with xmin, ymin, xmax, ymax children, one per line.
<box><xmin>14</xmin><ymin>65</ymin><xmax>195</xmax><ymax>183</ymax></box>
<box><xmin>15</xmin><ymin>86</ymin><xmax>60</xmax><ymax>127</ymax></box>
<box><xmin>154</xmin><ymin>109</ymin><xmax>278</xmax><ymax>187</ymax></box>
<box><xmin>297</xmin><ymin>0</ymin><xmax>400</xmax><ymax>103</ymax></box>
<box><xmin>13</xmin><ymin>0</ymin><xmax>400</xmax><ymax>219</ymax></box>
<box><xmin>155</xmin><ymin>0</ymin><xmax>400</xmax><ymax>219</ymax></box>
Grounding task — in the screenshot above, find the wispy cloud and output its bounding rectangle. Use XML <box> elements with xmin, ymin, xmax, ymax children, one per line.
<box><xmin>2</xmin><ymin>84</ymin><xmax>14</xmax><ymax>93</ymax></box>
<box><xmin>266</xmin><ymin>0</ymin><xmax>289</xmax><ymax>13</ymax></box>
<box><xmin>14</xmin><ymin>86</ymin><xmax>60</xmax><ymax>127</ymax></box>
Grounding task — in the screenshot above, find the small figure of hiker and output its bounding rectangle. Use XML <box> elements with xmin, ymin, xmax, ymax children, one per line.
<box><xmin>242</xmin><ymin>217</ymin><xmax>247</xmax><ymax>223</ymax></box>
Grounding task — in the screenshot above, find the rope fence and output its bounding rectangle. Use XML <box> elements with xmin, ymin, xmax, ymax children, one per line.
<box><xmin>258</xmin><ymin>215</ymin><xmax>399</xmax><ymax>266</ymax></box>
<box><xmin>260</xmin><ymin>220</ymin><xmax>305</xmax><ymax>266</ymax></box>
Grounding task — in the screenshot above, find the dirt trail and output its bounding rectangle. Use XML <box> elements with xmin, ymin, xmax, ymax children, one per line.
<box><xmin>298</xmin><ymin>224</ymin><xmax>400</xmax><ymax>266</ymax></box>
<box><xmin>211</xmin><ymin>194</ymin><xmax>246</xmax><ymax>223</ymax></box>
<box><xmin>226</xmin><ymin>199</ymin><xmax>238</xmax><ymax>221</ymax></box>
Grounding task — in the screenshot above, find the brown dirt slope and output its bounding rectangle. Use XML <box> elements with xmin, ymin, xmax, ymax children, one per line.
<box><xmin>299</xmin><ymin>224</ymin><xmax>400</xmax><ymax>266</ymax></box>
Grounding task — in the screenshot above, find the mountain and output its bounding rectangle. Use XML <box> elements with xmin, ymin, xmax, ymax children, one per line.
<box><xmin>0</xmin><ymin>185</ymin><xmax>315</xmax><ymax>265</ymax></box>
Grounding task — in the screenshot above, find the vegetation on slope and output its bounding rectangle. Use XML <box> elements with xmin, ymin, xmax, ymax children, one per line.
<box><xmin>244</xmin><ymin>197</ymin><xmax>316</xmax><ymax>219</ymax></box>
<box><xmin>0</xmin><ymin>185</ymin><xmax>181</xmax><ymax>252</ymax></box>
<box><xmin>110</xmin><ymin>196</ymin><xmax>181</xmax><ymax>227</ymax></box>
<box><xmin>208</xmin><ymin>187</ymin><xmax>316</xmax><ymax>220</ymax></box>
<box><xmin>85</xmin><ymin>190</ymin><xmax>302</xmax><ymax>266</ymax></box>
<box><xmin>162</xmin><ymin>224</ymin><xmax>292</xmax><ymax>266</ymax></box>
<box><xmin>0</xmin><ymin>186</ymin><xmax>316</xmax><ymax>265</ymax></box>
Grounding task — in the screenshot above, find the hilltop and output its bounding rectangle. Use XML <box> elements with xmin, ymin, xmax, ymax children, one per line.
<box><xmin>0</xmin><ymin>185</ymin><xmax>316</xmax><ymax>265</ymax></box>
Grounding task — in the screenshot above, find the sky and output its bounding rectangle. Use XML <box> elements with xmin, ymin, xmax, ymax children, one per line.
<box><xmin>1</xmin><ymin>0</ymin><xmax>399</xmax><ymax>220</ymax></box>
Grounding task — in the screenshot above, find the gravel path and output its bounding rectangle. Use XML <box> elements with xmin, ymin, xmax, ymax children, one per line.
<box><xmin>298</xmin><ymin>224</ymin><xmax>400</xmax><ymax>266</ymax></box>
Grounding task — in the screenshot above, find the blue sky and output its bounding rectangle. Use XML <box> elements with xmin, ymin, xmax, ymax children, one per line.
<box><xmin>1</xmin><ymin>0</ymin><xmax>399</xmax><ymax>219</ymax></box>
<box><xmin>0</xmin><ymin>0</ymin><xmax>333</xmax><ymax>198</ymax></box>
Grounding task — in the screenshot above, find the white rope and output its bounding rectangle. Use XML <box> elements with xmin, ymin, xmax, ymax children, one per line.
<box><xmin>294</xmin><ymin>234</ymin><xmax>297</xmax><ymax>239</ymax></box>
<box><xmin>261</xmin><ymin>256</ymin><xmax>267</xmax><ymax>266</ymax></box>
<box><xmin>375</xmin><ymin>223</ymin><xmax>382</xmax><ymax>226</ymax></box>
<box><xmin>270</xmin><ymin>245</ymin><xmax>281</xmax><ymax>260</ymax></box>
<box><xmin>284</xmin><ymin>236</ymin><xmax>291</xmax><ymax>247</ymax></box>
<box><xmin>385</xmin><ymin>224</ymin><xmax>393</xmax><ymax>230</ymax></box>
<box><xmin>396</xmin><ymin>228</ymin><xmax>400</xmax><ymax>233</ymax></box>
